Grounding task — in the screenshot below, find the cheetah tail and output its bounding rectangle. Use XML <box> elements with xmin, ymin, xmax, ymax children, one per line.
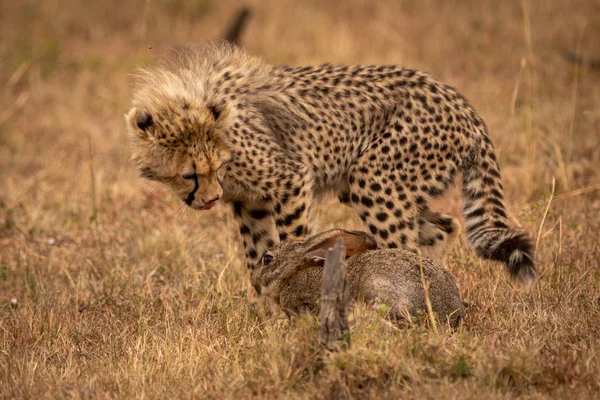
<box><xmin>461</xmin><ymin>145</ymin><xmax>537</xmax><ymax>286</ymax></box>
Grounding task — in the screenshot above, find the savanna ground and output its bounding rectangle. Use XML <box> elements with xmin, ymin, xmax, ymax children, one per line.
<box><xmin>1</xmin><ymin>0</ymin><xmax>600</xmax><ymax>398</ymax></box>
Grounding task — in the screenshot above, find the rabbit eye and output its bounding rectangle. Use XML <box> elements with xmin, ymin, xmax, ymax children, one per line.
<box><xmin>262</xmin><ymin>253</ymin><xmax>274</xmax><ymax>266</ymax></box>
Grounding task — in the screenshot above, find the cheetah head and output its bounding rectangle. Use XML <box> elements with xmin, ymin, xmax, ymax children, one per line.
<box><xmin>125</xmin><ymin>95</ymin><xmax>232</xmax><ymax>211</ymax></box>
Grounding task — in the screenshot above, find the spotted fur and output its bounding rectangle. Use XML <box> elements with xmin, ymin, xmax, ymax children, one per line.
<box><xmin>125</xmin><ymin>42</ymin><xmax>536</xmax><ymax>285</ymax></box>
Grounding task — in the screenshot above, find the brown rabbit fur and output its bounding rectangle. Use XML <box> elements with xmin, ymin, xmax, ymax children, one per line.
<box><xmin>251</xmin><ymin>229</ymin><xmax>466</xmax><ymax>327</ymax></box>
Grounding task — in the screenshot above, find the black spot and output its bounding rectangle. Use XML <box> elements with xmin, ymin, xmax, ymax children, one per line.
<box><xmin>491</xmin><ymin>188</ymin><xmax>503</xmax><ymax>198</ymax></box>
<box><xmin>483</xmin><ymin>176</ymin><xmax>495</xmax><ymax>186</ymax></box>
<box><xmin>248</xmin><ymin>249</ymin><xmax>258</xmax><ymax>259</ymax></box>
<box><xmin>294</xmin><ymin>225</ymin><xmax>306</xmax><ymax>237</ymax></box>
<box><xmin>361</xmin><ymin>196</ymin><xmax>374</xmax><ymax>208</ymax></box>
<box><xmin>252</xmin><ymin>232</ymin><xmax>264</xmax><ymax>244</ymax></box>
<box><xmin>489</xmin><ymin>169</ymin><xmax>501</xmax><ymax>178</ymax></box>
<box><xmin>239</xmin><ymin>225</ymin><xmax>251</xmax><ymax>235</ymax></box>
<box><xmin>488</xmin><ymin>198</ymin><xmax>504</xmax><ymax>208</ymax></box>
<box><xmin>467</xmin><ymin>220</ymin><xmax>486</xmax><ymax>234</ymax></box>
<box><xmin>282</xmin><ymin>204</ymin><xmax>306</xmax><ymax>226</ymax></box>
<box><xmin>233</xmin><ymin>201</ymin><xmax>243</xmax><ymax>216</ymax></box>
<box><xmin>376</xmin><ymin>212</ymin><xmax>389</xmax><ymax>222</ymax></box>
<box><xmin>339</xmin><ymin>191</ymin><xmax>351</xmax><ymax>203</ymax></box>
<box><xmin>466</xmin><ymin>208</ymin><xmax>485</xmax><ymax>219</ymax></box>
<box><xmin>493</xmin><ymin>207</ymin><xmax>508</xmax><ymax>219</ymax></box>
<box><xmin>370</xmin><ymin>183</ymin><xmax>382</xmax><ymax>192</ymax></box>
<box><xmin>249</xmin><ymin>209</ymin><xmax>269</xmax><ymax>219</ymax></box>
<box><xmin>369</xmin><ymin>224</ymin><xmax>378</xmax><ymax>234</ymax></box>
<box><xmin>420</xmin><ymin>238</ymin><xmax>435</xmax><ymax>246</ymax></box>
<box><xmin>466</xmin><ymin>190</ymin><xmax>485</xmax><ymax>200</ymax></box>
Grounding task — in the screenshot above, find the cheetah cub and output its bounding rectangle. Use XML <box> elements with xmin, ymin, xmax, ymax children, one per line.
<box><xmin>251</xmin><ymin>229</ymin><xmax>466</xmax><ymax>327</ymax></box>
<box><xmin>125</xmin><ymin>42</ymin><xmax>536</xmax><ymax>285</ymax></box>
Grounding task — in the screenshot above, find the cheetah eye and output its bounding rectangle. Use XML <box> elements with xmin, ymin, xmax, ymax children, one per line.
<box><xmin>262</xmin><ymin>253</ymin><xmax>274</xmax><ymax>266</ymax></box>
<box><xmin>182</xmin><ymin>172</ymin><xmax>196</xmax><ymax>180</ymax></box>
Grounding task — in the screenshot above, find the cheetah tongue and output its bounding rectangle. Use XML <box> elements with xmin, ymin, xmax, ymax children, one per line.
<box><xmin>201</xmin><ymin>200</ymin><xmax>218</xmax><ymax>210</ymax></box>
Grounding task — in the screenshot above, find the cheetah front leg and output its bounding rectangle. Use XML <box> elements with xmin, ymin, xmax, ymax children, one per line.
<box><xmin>272</xmin><ymin>172</ymin><xmax>316</xmax><ymax>242</ymax></box>
<box><xmin>230</xmin><ymin>198</ymin><xmax>280</xmax><ymax>270</ymax></box>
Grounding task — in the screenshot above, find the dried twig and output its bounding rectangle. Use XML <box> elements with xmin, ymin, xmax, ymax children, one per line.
<box><xmin>319</xmin><ymin>238</ymin><xmax>350</xmax><ymax>350</ymax></box>
<box><xmin>0</xmin><ymin>92</ymin><xmax>29</xmax><ymax>127</ymax></box>
<box><xmin>418</xmin><ymin>249</ymin><xmax>438</xmax><ymax>333</ymax></box>
<box><xmin>222</xmin><ymin>7</ymin><xmax>252</xmax><ymax>46</ymax></box>
<box><xmin>535</xmin><ymin>177</ymin><xmax>556</xmax><ymax>252</ymax></box>
<box><xmin>5</xmin><ymin>60</ymin><xmax>31</xmax><ymax>90</ymax></box>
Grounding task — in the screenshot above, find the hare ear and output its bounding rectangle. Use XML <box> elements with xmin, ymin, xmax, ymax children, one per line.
<box><xmin>302</xmin><ymin>229</ymin><xmax>377</xmax><ymax>262</ymax></box>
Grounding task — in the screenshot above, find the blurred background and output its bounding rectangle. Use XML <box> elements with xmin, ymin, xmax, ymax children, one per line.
<box><xmin>1</xmin><ymin>0</ymin><xmax>599</xmax><ymax>397</ymax></box>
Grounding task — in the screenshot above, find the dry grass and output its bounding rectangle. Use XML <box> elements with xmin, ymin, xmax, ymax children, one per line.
<box><xmin>1</xmin><ymin>0</ymin><xmax>600</xmax><ymax>398</ymax></box>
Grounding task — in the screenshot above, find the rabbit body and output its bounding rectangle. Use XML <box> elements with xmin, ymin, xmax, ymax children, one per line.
<box><xmin>280</xmin><ymin>249</ymin><xmax>465</xmax><ymax>327</ymax></box>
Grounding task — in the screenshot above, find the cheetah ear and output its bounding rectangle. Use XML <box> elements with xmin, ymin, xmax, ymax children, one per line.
<box><xmin>207</xmin><ymin>102</ymin><xmax>233</xmax><ymax>144</ymax></box>
<box><xmin>125</xmin><ymin>107</ymin><xmax>154</xmax><ymax>139</ymax></box>
<box><xmin>208</xmin><ymin>102</ymin><xmax>231</xmax><ymax>123</ymax></box>
<box><xmin>302</xmin><ymin>229</ymin><xmax>378</xmax><ymax>263</ymax></box>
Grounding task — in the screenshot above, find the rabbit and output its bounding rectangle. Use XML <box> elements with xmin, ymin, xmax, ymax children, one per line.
<box><xmin>250</xmin><ymin>229</ymin><xmax>466</xmax><ymax>327</ymax></box>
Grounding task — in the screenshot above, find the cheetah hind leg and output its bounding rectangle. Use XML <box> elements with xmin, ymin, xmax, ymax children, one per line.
<box><xmin>417</xmin><ymin>208</ymin><xmax>461</xmax><ymax>263</ymax></box>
